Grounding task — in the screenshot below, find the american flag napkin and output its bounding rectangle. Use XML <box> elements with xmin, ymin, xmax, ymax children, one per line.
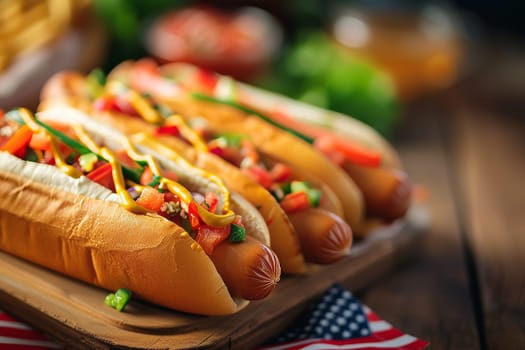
<box><xmin>0</xmin><ymin>312</ymin><xmax>61</xmax><ymax>349</ymax></box>
<box><xmin>258</xmin><ymin>284</ymin><xmax>429</xmax><ymax>350</ymax></box>
<box><xmin>0</xmin><ymin>285</ymin><xmax>429</xmax><ymax>350</ymax></box>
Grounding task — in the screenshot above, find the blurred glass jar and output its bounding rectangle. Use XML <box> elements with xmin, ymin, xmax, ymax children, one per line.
<box><xmin>330</xmin><ymin>1</ymin><xmax>465</xmax><ymax>100</ymax></box>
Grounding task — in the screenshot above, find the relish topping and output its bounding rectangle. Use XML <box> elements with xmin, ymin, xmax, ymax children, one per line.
<box><xmin>1</xmin><ymin>108</ymin><xmax>244</xmax><ymax>254</ymax></box>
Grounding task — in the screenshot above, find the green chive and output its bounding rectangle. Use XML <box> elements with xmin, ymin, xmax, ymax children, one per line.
<box><xmin>191</xmin><ymin>93</ymin><xmax>314</xmax><ymax>144</ymax></box>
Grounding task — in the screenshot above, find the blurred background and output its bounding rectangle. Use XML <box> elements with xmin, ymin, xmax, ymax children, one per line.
<box><xmin>1</xmin><ymin>0</ymin><xmax>523</xmax><ymax>137</ymax></box>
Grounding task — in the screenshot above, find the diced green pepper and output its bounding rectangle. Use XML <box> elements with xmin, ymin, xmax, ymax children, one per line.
<box><xmin>79</xmin><ymin>153</ymin><xmax>98</xmax><ymax>172</ymax></box>
<box><xmin>6</xmin><ymin>109</ymin><xmax>144</xmax><ymax>183</ymax></box>
<box><xmin>86</xmin><ymin>68</ymin><xmax>107</xmax><ymax>98</ymax></box>
<box><xmin>229</xmin><ymin>223</ymin><xmax>246</xmax><ymax>242</ymax></box>
<box><xmin>214</xmin><ymin>133</ymin><xmax>247</xmax><ymax>148</ymax></box>
<box><xmin>290</xmin><ymin>181</ymin><xmax>321</xmax><ymax>207</ymax></box>
<box><xmin>290</xmin><ymin>181</ymin><xmax>310</xmax><ymax>193</ymax></box>
<box><xmin>306</xmin><ymin>188</ymin><xmax>322</xmax><ymax>207</ymax></box>
<box><xmin>105</xmin><ymin>288</ymin><xmax>132</xmax><ymax>312</ymax></box>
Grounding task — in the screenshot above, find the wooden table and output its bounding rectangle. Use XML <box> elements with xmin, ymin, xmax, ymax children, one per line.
<box><xmin>359</xmin><ymin>40</ymin><xmax>525</xmax><ymax>349</ymax></box>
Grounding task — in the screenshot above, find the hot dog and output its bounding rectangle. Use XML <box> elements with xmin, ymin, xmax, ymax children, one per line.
<box><xmin>288</xmin><ymin>208</ymin><xmax>353</xmax><ymax>264</ymax></box>
<box><xmin>0</xmin><ymin>107</ymin><xmax>280</xmax><ymax>315</ymax></box>
<box><xmin>110</xmin><ymin>60</ymin><xmax>365</xmax><ymax>226</ymax></box>
<box><xmin>39</xmin><ymin>71</ymin><xmax>354</xmax><ymax>273</ymax></box>
<box><xmin>112</xmin><ymin>59</ymin><xmax>412</xmax><ymax>236</ymax></box>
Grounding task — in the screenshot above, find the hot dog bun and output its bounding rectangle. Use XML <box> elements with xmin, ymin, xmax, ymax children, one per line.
<box><xmin>0</xmin><ymin>108</ymin><xmax>280</xmax><ymax>315</ymax></box>
<box><xmin>39</xmin><ymin>70</ymin><xmax>353</xmax><ymax>273</ymax></box>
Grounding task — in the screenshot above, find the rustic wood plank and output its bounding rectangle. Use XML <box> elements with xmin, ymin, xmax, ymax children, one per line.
<box><xmin>449</xmin><ymin>95</ymin><xmax>525</xmax><ymax>350</ymax></box>
<box><xmin>358</xmin><ymin>102</ymin><xmax>481</xmax><ymax>349</ymax></box>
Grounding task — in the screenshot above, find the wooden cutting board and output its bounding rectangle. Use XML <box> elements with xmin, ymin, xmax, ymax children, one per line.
<box><xmin>0</xmin><ymin>205</ymin><xmax>428</xmax><ymax>349</ymax></box>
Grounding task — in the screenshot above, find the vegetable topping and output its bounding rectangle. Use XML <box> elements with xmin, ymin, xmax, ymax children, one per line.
<box><xmin>1</xmin><ymin>108</ymin><xmax>245</xmax><ymax>254</ymax></box>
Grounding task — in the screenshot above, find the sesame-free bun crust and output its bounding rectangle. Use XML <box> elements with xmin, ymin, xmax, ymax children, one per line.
<box><xmin>0</xmin><ymin>158</ymin><xmax>247</xmax><ymax>315</ymax></box>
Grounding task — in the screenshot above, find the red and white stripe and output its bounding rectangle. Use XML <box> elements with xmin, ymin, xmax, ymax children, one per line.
<box><xmin>259</xmin><ymin>307</ymin><xmax>429</xmax><ymax>350</ymax></box>
<box><xmin>0</xmin><ymin>312</ymin><xmax>61</xmax><ymax>349</ymax></box>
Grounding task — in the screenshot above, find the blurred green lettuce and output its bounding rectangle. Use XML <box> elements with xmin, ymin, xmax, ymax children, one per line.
<box><xmin>258</xmin><ymin>32</ymin><xmax>399</xmax><ymax>136</ymax></box>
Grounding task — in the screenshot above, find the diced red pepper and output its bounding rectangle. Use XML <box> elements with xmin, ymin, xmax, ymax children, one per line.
<box><xmin>1</xmin><ymin>125</ymin><xmax>33</xmax><ymax>158</ymax></box>
<box><xmin>87</xmin><ymin>163</ymin><xmax>115</xmax><ymax>191</ymax></box>
<box><xmin>136</xmin><ymin>186</ymin><xmax>165</xmax><ymax>212</ymax></box>
<box><xmin>94</xmin><ymin>94</ymin><xmax>138</xmax><ymax>117</ymax></box>
<box><xmin>208</xmin><ymin>145</ymin><xmax>224</xmax><ymax>157</ymax></box>
<box><xmin>188</xmin><ymin>201</ymin><xmax>201</xmax><ymax>230</ymax></box>
<box><xmin>269</xmin><ymin>163</ymin><xmax>292</xmax><ymax>183</ymax></box>
<box><xmin>242</xmin><ymin>165</ymin><xmax>273</xmax><ymax>189</ymax></box>
<box><xmin>314</xmin><ymin>135</ymin><xmax>382</xmax><ymax>168</ymax></box>
<box><xmin>195</xmin><ymin>224</ymin><xmax>230</xmax><ymax>255</ymax></box>
<box><xmin>280</xmin><ymin>191</ymin><xmax>310</xmax><ymax>213</ymax></box>
<box><xmin>155</xmin><ymin>125</ymin><xmax>180</xmax><ymax>137</ymax></box>
<box><xmin>93</xmin><ymin>95</ymin><xmax>118</xmax><ymax>112</ymax></box>
<box><xmin>114</xmin><ymin>94</ymin><xmax>139</xmax><ymax>116</ymax></box>
<box><xmin>195</xmin><ymin>68</ymin><xmax>219</xmax><ymax>94</ymax></box>
<box><xmin>272</xmin><ymin>110</ymin><xmax>382</xmax><ymax>167</ymax></box>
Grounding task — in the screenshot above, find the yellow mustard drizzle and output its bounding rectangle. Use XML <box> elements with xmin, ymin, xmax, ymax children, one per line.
<box><xmin>164</xmin><ymin>115</ymin><xmax>209</xmax><ymax>152</ymax></box>
<box><xmin>106</xmin><ymin>81</ymin><xmax>164</xmax><ymax>125</ymax></box>
<box><xmin>105</xmin><ymin>82</ymin><xmax>209</xmax><ymax>152</ymax></box>
<box><xmin>75</xmin><ymin>125</ymin><xmax>234</xmax><ymax>227</ymax></box>
<box><xmin>97</xmin><ymin>85</ymin><xmax>235</xmax><ymax>226</ymax></box>
<box><xmin>130</xmin><ymin>132</ymin><xmax>236</xmax><ymax>227</ymax></box>
<box><xmin>72</xmin><ymin>124</ymin><xmax>148</xmax><ymax>213</ymax></box>
<box><xmin>18</xmin><ymin>108</ymin><xmax>81</xmax><ymax>178</ymax></box>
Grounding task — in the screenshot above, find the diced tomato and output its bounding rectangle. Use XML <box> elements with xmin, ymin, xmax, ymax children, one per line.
<box><xmin>93</xmin><ymin>95</ymin><xmax>118</xmax><ymax>112</ymax></box>
<box><xmin>195</xmin><ymin>68</ymin><xmax>219</xmax><ymax>93</ymax></box>
<box><xmin>269</xmin><ymin>163</ymin><xmax>292</xmax><ymax>183</ymax></box>
<box><xmin>208</xmin><ymin>145</ymin><xmax>224</xmax><ymax>157</ymax></box>
<box><xmin>280</xmin><ymin>191</ymin><xmax>310</xmax><ymax>213</ymax></box>
<box><xmin>1</xmin><ymin>125</ymin><xmax>33</xmax><ymax>158</ymax></box>
<box><xmin>29</xmin><ymin>132</ymin><xmax>51</xmax><ymax>151</ymax></box>
<box><xmin>242</xmin><ymin>165</ymin><xmax>273</xmax><ymax>189</ymax></box>
<box><xmin>140</xmin><ymin>166</ymin><xmax>154</xmax><ymax>186</ymax></box>
<box><xmin>203</xmin><ymin>192</ymin><xmax>218</xmax><ymax>213</ymax></box>
<box><xmin>94</xmin><ymin>95</ymin><xmax>138</xmax><ymax>117</ymax></box>
<box><xmin>188</xmin><ymin>201</ymin><xmax>201</xmax><ymax>230</ymax></box>
<box><xmin>136</xmin><ymin>186</ymin><xmax>165</xmax><ymax>212</ymax></box>
<box><xmin>218</xmin><ymin>146</ymin><xmax>244</xmax><ymax>167</ymax></box>
<box><xmin>86</xmin><ymin>163</ymin><xmax>115</xmax><ymax>191</ymax></box>
<box><xmin>163</xmin><ymin>170</ymin><xmax>179</xmax><ymax>182</ymax></box>
<box><xmin>115</xmin><ymin>149</ymin><xmax>139</xmax><ymax>168</ymax></box>
<box><xmin>114</xmin><ymin>94</ymin><xmax>139</xmax><ymax>116</ymax></box>
<box><xmin>43</xmin><ymin>150</ymin><xmax>55</xmax><ymax>165</ymax></box>
<box><xmin>195</xmin><ymin>224</ymin><xmax>230</xmax><ymax>255</ymax></box>
<box><xmin>155</xmin><ymin>125</ymin><xmax>180</xmax><ymax>137</ymax></box>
